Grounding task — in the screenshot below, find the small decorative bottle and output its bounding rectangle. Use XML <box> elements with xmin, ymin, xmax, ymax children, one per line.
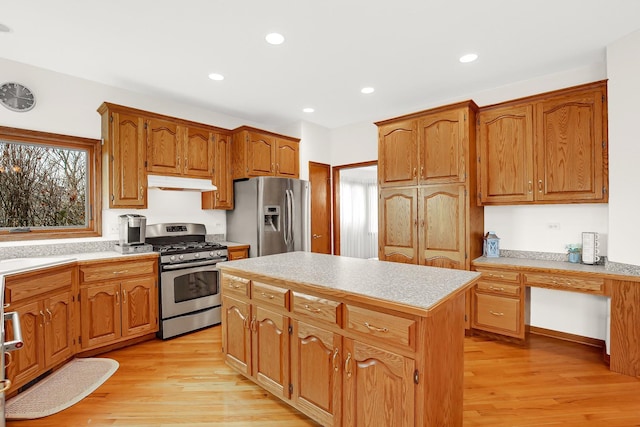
<box><xmin>483</xmin><ymin>231</ymin><xmax>500</xmax><ymax>258</ymax></box>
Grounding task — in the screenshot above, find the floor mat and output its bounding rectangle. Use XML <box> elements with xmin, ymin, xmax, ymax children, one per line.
<box><xmin>5</xmin><ymin>357</ymin><xmax>119</xmax><ymax>419</ymax></box>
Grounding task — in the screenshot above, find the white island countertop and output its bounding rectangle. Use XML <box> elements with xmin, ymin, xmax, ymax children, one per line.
<box><xmin>218</xmin><ymin>251</ymin><xmax>480</xmax><ymax>316</ymax></box>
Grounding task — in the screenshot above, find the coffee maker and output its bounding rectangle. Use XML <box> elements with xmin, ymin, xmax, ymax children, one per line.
<box><xmin>114</xmin><ymin>214</ymin><xmax>152</xmax><ymax>254</ymax></box>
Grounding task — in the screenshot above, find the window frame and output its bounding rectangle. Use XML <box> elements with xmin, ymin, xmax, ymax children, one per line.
<box><xmin>0</xmin><ymin>126</ymin><xmax>102</xmax><ymax>242</ymax></box>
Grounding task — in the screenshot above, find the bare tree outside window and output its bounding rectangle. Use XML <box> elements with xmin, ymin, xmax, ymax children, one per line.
<box><xmin>0</xmin><ymin>126</ymin><xmax>101</xmax><ymax>241</ymax></box>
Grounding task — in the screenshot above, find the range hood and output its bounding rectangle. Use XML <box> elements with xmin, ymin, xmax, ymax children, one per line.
<box><xmin>147</xmin><ymin>174</ymin><xmax>217</xmax><ymax>192</ymax></box>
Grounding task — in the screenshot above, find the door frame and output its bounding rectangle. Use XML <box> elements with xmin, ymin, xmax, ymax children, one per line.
<box><xmin>332</xmin><ymin>160</ymin><xmax>377</xmax><ymax>256</ymax></box>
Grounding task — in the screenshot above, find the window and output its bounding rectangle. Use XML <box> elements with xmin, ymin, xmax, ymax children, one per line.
<box><xmin>0</xmin><ymin>126</ymin><xmax>101</xmax><ymax>241</ymax></box>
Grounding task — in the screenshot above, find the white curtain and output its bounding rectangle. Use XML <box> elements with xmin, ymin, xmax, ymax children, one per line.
<box><xmin>340</xmin><ymin>174</ymin><xmax>378</xmax><ymax>259</ymax></box>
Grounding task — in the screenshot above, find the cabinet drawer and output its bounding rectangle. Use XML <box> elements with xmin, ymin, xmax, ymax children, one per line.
<box><xmin>291</xmin><ymin>291</ymin><xmax>341</xmax><ymax>325</ymax></box>
<box><xmin>345</xmin><ymin>305</ymin><xmax>415</xmax><ymax>349</ymax></box>
<box><xmin>473</xmin><ymin>293</ymin><xmax>521</xmax><ymax>336</ymax></box>
<box><xmin>476</xmin><ymin>281</ymin><xmax>520</xmax><ymax>296</ymax></box>
<box><xmin>5</xmin><ymin>264</ymin><xmax>74</xmax><ymax>304</ymax></box>
<box><xmin>80</xmin><ymin>259</ymin><xmax>156</xmax><ymax>283</ymax></box>
<box><xmin>222</xmin><ymin>274</ymin><xmax>250</xmax><ymax>298</ymax></box>
<box><xmin>251</xmin><ymin>281</ymin><xmax>288</xmax><ymax>308</ymax></box>
<box><xmin>523</xmin><ymin>273</ymin><xmax>605</xmax><ymax>294</ymax></box>
<box><xmin>475</xmin><ymin>268</ymin><xmax>520</xmax><ymax>283</ymax></box>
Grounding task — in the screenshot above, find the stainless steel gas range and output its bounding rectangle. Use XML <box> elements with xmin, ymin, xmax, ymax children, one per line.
<box><xmin>146</xmin><ymin>223</ymin><xmax>227</xmax><ymax>339</ymax></box>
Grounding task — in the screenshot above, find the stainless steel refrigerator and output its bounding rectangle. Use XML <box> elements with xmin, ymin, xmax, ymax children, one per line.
<box><xmin>226</xmin><ymin>177</ymin><xmax>311</xmax><ymax>258</ymax></box>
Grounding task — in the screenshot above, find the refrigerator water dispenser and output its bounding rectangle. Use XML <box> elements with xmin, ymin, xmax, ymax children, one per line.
<box><xmin>264</xmin><ymin>206</ymin><xmax>281</xmax><ymax>232</ymax></box>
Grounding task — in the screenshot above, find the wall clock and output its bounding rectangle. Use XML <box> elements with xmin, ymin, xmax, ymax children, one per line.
<box><xmin>0</xmin><ymin>82</ymin><xmax>36</xmax><ymax>112</ymax></box>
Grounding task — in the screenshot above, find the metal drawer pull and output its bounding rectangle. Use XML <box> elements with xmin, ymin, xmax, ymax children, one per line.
<box><xmin>345</xmin><ymin>352</ymin><xmax>352</xmax><ymax>378</ymax></box>
<box><xmin>113</xmin><ymin>270</ymin><xmax>129</xmax><ymax>275</ymax></box>
<box><xmin>489</xmin><ymin>311</ymin><xmax>504</xmax><ymax>316</ymax></box>
<box><xmin>261</xmin><ymin>292</ymin><xmax>275</xmax><ymax>300</ymax></box>
<box><xmin>0</xmin><ymin>379</ymin><xmax>11</xmax><ymax>393</ymax></box>
<box><xmin>304</xmin><ymin>304</ymin><xmax>321</xmax><ymax>313</ymax></box>
<box><xmin>364</xmin><ymin>322</ymin><xmax>389</xmax><ymax>333</ymax></box>
<box><xmin>46</xmin><ymin>308</ymin><xmax>53</xmax><ymax>322</ymax></box>
<box><xmin>332</xmin><ymin>348</ymin><xmax>340</xmax><ymax>372</ymax></box>
<box><xmin>229</xmin><ymin>283</ymin><xmax>242</xmax><ymax>289</ymax></box>
<box><xmin>488</xmin><ymin>273</ymin><xmax>505</xmax><ymax>278</ymax></box>
<box><xmin>489</xmin><ymin>286</ymin><xmax>505</xmax><ymax>291</ymax></box>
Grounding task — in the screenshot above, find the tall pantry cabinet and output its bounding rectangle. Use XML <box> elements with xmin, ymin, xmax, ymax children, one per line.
<box><xmin>376</xmin><ymin>101</ymin><xmax>484</xmax><ymax>270</ymax></box>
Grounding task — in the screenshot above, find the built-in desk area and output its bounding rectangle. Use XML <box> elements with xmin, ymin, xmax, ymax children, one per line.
<box><xmin>472</xmin><ymin>256</ymin><xmax>640</xmax><ymax>377</ymax></box>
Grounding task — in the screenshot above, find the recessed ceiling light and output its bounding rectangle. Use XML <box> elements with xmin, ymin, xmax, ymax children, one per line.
<box><xmin>361</xmin><ymin>87</ymin><xmax>375</xmax><ymax>94</ymax></box>
<box><xmin>208</xmin><ymin>73</ymin><xmax>224</xmax><ymax>81</ymax></box>
<box><xmin>302</xmin><ymin>107</ymin><xmax>315</xmax><ymax>113</ymax></box>
<box><xmin>0</xmin><ymin>23</ymin><xmax>10</xmax><ymax>33</ymax></box>
<box><xmin>459</xmin><ymin>53</ymin><xmax>478</xmax><ymax>63</ymax></box>
<box><xmin>265</xmin><ymin>32</ymin><xmax>285</xmax><ymax>45</ymax></box>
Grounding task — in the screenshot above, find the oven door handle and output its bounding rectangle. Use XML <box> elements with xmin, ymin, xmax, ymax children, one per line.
<box><xmin>162</xmin><ymin>259</ymin><xmax>226</xmax><ymax>270</ymax></box>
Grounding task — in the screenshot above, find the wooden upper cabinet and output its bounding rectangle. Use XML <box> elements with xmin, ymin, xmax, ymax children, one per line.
<box><xmin>98</xmin><ymin>104</ymin><xmax>147</xmax><ymax>208</ymax></box>
<box><xmin>146</xmin><ymin>118</ymin><xmax>182</xmax><ymax>175</ymax></box>
<box><xmin>202</xmin><ymin>132</ymin><xmax>234</xmax><ymax>210</ymax></box>
<box><xmin>377</xmin><ymin>119</ymin><xmax>418</xmax><ymax>187</ymax></box>
<box><xmin>477</xmin><ymin>104</ymin><xmax>535</xmax><ymax>204</ymax></box>
<box><xmin>231</xmin><ymin>127</ymin><xmax>300</xmax><ymax>179</ymax></box>
<box><xmin>184</xmin><ymin>126</ymin><xmax>215</xmax><ymax>178</ymax></box>
<box><xmin>535</xmin><ymin>86</ymin><xmax>605</xmax><ymax>202</ymax></box>
<box><xmin>477</xmin><ymin>81</ymin><xmax>608</xmax><ymax>205</ymax></box>
<box><xmin>275</xmin><ymin>138</ymin><xmax>299</xmax><ymax>177</ymax></box>
<box><xmin>418</xmin><ymin>108</ymin><xmax>467</xmax><ymax>185</ymax></box>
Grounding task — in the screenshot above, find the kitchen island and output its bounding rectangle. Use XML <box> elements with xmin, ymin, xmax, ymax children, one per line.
<box><xmin>218</xmin><ymin>252</ymin><xmax>480</xmax><ymax>427</ymax></box>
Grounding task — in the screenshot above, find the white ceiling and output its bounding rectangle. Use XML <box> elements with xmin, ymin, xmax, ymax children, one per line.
<box><xmin>2</xmin><ymin>0</ymin><xmax>639</xmax><ymax>130</ymax></box>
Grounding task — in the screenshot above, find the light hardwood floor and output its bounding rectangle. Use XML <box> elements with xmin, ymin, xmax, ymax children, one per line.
<box><xmin>6</xmin><ymin>326</ymin><xmax>640</xmax><ymax>426</ymax></box>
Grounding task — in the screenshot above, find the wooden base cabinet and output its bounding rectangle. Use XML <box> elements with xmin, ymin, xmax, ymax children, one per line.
<box><xmin>78</xmin><ymin>257</ymin><xmax>158</xmax><ymax>351</ymax></box>
<box><xmin>4</xmin><ymin>264</ymin><xmax>76</xmax><ymax>394</ymax></box>
<box><xmin>221</xmin><ymin>271</ymin><xmax>468</xmax><ymax>427</ymax></box>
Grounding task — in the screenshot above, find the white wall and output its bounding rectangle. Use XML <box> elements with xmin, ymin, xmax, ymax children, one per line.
<box><xmin>328</xmin><ymin>62</ymin><xmax>612</xmax><ymax>340</ymax></box>
<box><xmin>0</xmin><ymin>58</ymin><xmax>276</xmax><ymax>242</ymax></box>
<box><xmin>607</xmin><ymin>29</ymin><xmax>640</xmax><ymax>266</ymax></box>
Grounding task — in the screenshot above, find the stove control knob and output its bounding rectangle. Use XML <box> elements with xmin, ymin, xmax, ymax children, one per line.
<box><xmin>217</xmin><ymin>251</ymin><xmax>222</xmax><ymax>257</ymax></box>
<box><xmin>209</xmin><ymin>251</ymin><xmax>215</xmax><ymax>258</ymax></box>
<box><xmin>170</xmin><ymin>255</ymin><xmax>176</xmax><ymax>262</ymax></box>
<box><xmin>194</xmin><ymin>253</ymin><xmax>201</xmax><ymax>259</ymax></box>
<box><xmin>179</xmin><ymin>255</ymin><xmax>184</xmax><ymax>260</ymax></box>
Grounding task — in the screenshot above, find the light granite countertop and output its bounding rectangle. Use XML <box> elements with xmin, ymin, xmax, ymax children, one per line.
<box><xmin>218</xmin><ymin>251</ymin><xmax>480</xmax><ymax>315</ymax></box>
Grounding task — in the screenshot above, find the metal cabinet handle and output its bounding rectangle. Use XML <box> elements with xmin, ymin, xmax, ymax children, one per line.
<box><xmin>122</xmin><ymin>289</ymin><xmax>127</xmax><ymax>304</ymax></box>
<box><xmin>412</xmin><ymin>167</ymin><xmax>417</xmax><ymax>177</ymax></box>
<box><xmin>4</xmin><ymin>352</ymin><xmax>13</xmax><ymax>369</ymax></box>
<box><xmin>332</xmin><ymin>348</ymin><xmax>340</xmax><ymax>372</ymax></box>
<box><xmin>250</xmin><ymin>316</ymin><xmax>257</xmax><ymax>332</ymax></box>
<box><xmin>116</xmin><ymin>291</ymin><xmax>120</xmax><ymax>305</ymax></box>
<box><xmin>420</xmin><ymin>166</ymin><xmax>424</xmax><ymax>178</ymax></box>
<box><xmin>344</xmin><ymin>352</ymin><xmax>352</xmax><ymax>378</ymax></box>
<box><xmin>364</xmin><ymin>322</ymin><xmax>389</xmax><ymax>333</ymax></box>
<box><xmin>229</xmin><ymin>283</ymin><xmax>242</xmax><ymax>289</ymax></box>
<box><xmin>113</xmin><ymin>270</ymin><xmax>129</xmax><ymax>275</ymax></box>
<box><xmin>46</xmin><ymin>308</ymin><xmax>53</xmax><ymax>322</ymax></box>
<box><xmin>243</xmin><ymin>315</ymin><xmax>249</xmax><ymax>330</ymax></box>
<box><xmin>489</xmin><ymin>286</ymin><xmax>505</xmax><ymax>292</ymax></box>
<box><xmin>538</xmin><ymin>179</ymin><xmax>543</xmax><ymax>193</ymax></box>
<box><xmin>488</xmin><ymin>273</ymin><xmax>505</xmax><ymax>278</ymax></box>
<box><xmin>139</xmin><ymin>186</ymin><xmax>144</xmax><ymax>198</ymax></box>
<box><xmin>489</xmin><ymin>310</ymin><xmax>504</xmax><ymax>316</ymax></box>
<box><xmin>261</xmin><ymin>292</ymin><xmax>275</xmax><ymax>300</ymax></box>
<box><xmin>304</xmin><ymin>304</ymin><xmax>322</xmax><ymax>313</ymax></box>
<box><xmin>528</xmin><ymin>181</ymin><xmax>532</xmax><ymax>193</ymax></box>
<box><xmin>40</xmin><ymin>310</ymin><xmax>46</xmax><ymax>326</ymax></box>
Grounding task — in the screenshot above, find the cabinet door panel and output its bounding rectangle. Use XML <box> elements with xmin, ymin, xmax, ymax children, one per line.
<box><xmin>419</xmin><ymin>185</ymin><xmax>466</xmax><ymax>269</ymax></box>
<box><xmin>478</xmin><ymin>104</ymin><xmax>534</xmax><ymax>204</ymax></box>
<box><xmin>378</xmin><ymin>188</ymin><xmax>418</xmax><ymax>264</ymax></box>
<box><xmin>378</xmin><ymin>120</ymin><xmax>417</xmax><ymax>186</ymax></box>
<box><xmin>343</xmin><ymin>338</ymin><xmax>415</xmax><ymax>427</ymax></box>
<box><xmin>80</xmin><ymin>283</ymin><xmax>121</xmax><ymax>349</ymax></box>
<box><xmin>6</xmin><ymin>301</ymin><xmax>44</xmax><ymax>389</ymax></box>
<box><xmin>121</xmin><ymin>277</ymin><xmax>157</xmax><ymax>337</ymax></box>
<box><xmin>276</xmin><ymin>139</ymin><xmax>299</xmax><ymax>177</ymax></box>
<box><xmin>419</xmin><ymin>109</ymin><xmax>466</xmax><ymax>184</ymax></box>
<box><xmin>184</xmin><ymin>127</ymin><xmax>214</xmax><ymax>178</ymax></box>
<box><xmin>214</xmin><ymin>133</ymin><xmax>233</xmax><ymax>208</ymax></box>
<box><xmin>535</xmin><ymin>88</ymin><xmax>604</xmax><ymax>202</ymax></box>
<box><xmin>222</xmin><ymin>295</ymin><xmax>251</xmax><ymax>376</ymax></box>
<box><xmin>111</xmin><ymin>111</ymin><xmax>146</xmax><ymax>207</ymax></box>
<box><xmin>247</xmin><ymin>132</ymin><xmax>275</xmax><ymax>176</ymax></box>
<box><xmin>44</xmin><ymin>291</ymin><xmax>74</xmax><ymax>368</ymax></box>
<box><xmin>291</xmin><ymin>320</ymin><xmax>341</xmax><ymax>427</ymax></box>
<box><xmin>253</xmin><ymin>305</ymin><xmax>289</xmax><ymax>399</ymax></box>
<box><xmin>146</xmin><ymin>118</ymin><xmax>181</xmax><ymax>175</ymax></box>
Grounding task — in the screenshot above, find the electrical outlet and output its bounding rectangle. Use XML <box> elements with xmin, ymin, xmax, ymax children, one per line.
<box><xmin>547</xmin><ymin>222</ymin><xmax>561</xmax><ymax>230</ymax></box>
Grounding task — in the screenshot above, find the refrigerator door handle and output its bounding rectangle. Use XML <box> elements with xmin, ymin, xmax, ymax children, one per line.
<box><xmin>283</xmin><ymin>189</ymin><xmax>290</xmax><ymax>246</ymax></box>
<box><xmin>285</xmin><ymin>189</ymin><xmax>294</xmax><ymax>247</ymax></box>
<box><xmin>288</xmin><ymin>189</ymin><xmax>295</xmax><ymax>247</ymax></box>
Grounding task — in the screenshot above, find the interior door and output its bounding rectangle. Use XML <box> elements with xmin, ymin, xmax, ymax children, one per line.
<box><xmin>309</xmin><ymin>162</ymin><xmax>332</xmax><ymax>254</ymax></box>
